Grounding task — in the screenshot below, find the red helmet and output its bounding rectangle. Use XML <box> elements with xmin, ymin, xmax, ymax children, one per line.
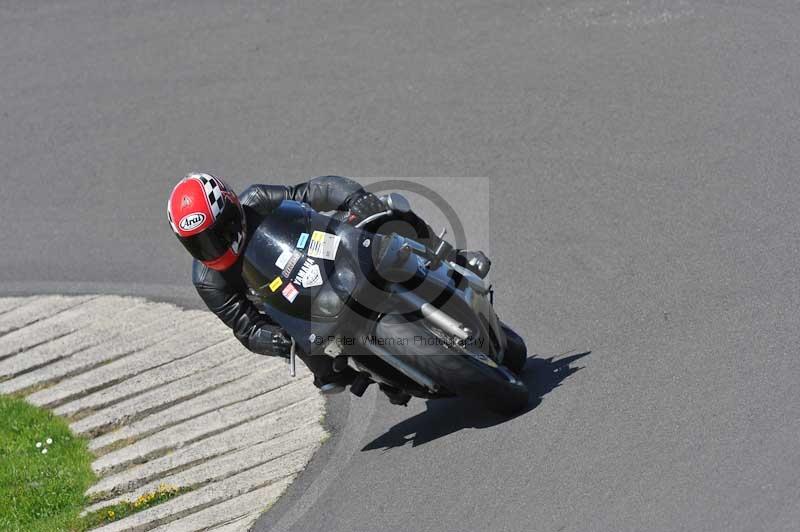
<box><xmin>167</xmin><ymin>172</ymin><xmax>246</xmax><ymax>271</ymax></box>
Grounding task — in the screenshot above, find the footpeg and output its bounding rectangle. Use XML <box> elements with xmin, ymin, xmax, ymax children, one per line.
<box><xmin>379</xmin><ymin>384</ymin><xmax>411</xmax><ymax>406</ymax></box>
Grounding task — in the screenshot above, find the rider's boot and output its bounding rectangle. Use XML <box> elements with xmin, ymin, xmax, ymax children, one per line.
<box><xmin>379</xmin><ymin>383</ymin><xmax>412</xmax><ymax>406</ymax></box>
<box><xmin>316</xmin><ymin>366</ymin><xmax>357</xmax><ymax>395</ymax></box>
<box><xmin>301</xmin><ymin>353</ymin><xmax>357</xmax><ymax>395</ymax></box>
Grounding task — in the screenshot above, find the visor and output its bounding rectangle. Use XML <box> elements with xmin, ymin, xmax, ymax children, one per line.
<box><xmin>178</xmin><ymin>229</ymin><xmax>232</xmax><ymax>261</ymax></box>
<box><xmin>178</xmin><ymin>208</ymin><xmax>244</xmax><ymax>262</ymax></box>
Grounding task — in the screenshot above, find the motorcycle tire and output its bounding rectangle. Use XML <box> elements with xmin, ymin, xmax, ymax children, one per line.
<box><xmin>376</xmin><ymin>314</ymin><xmax>529</xmax><ymax>415</ymax></box>
<box><xmin>499</xmin><ymin>322</ymin><xmax>528</xmax><ymax>375</ymax></box>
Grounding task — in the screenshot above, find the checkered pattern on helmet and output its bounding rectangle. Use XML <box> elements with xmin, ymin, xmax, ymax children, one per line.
<box><xmin>190</xmin><ymin>173</ymin><xmax>225</xmax><ymax>219</ymax></box>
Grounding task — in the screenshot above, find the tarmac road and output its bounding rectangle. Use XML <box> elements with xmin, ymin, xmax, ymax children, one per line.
<box><xmin>2</xmin><ymin>1</ymin><xmax>799</xmax><ymax>531</ymax></box>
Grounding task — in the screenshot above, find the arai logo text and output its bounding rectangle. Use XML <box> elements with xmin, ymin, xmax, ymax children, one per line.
<box><xmin>179</xmin><ymin>212</ymin><xmax>206</xmax><ymax>231</ymax></box>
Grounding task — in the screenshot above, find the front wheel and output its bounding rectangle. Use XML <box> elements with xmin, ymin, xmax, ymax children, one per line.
<box><xmin>499</xmin><ymin>322</ymin><xmax>528</xmax><ymax>375</ymax></box>
<box><xmin>438</xmin><ymin>351</ymin><xmax>530</xmax><ymax>416</ymax></box>
<box><xmin>377</xmin><ymin>315</ymin><xmax>529</xmax><ymax>415</ymax></box>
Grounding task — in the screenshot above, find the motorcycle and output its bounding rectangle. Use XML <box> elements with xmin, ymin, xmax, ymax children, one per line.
<box><xmin>241</xmin><ymin>194</ymin><xmax>529</xmax><ymax>415</ymax></box>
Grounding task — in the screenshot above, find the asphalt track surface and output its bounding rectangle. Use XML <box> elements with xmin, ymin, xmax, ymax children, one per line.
<box><xmin>2</xmin><ymin>1</ymin><xmax>799</xmax><ymax>531</ymax></box>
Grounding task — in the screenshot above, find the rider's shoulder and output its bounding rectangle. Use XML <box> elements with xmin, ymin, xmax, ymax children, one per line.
<box><xmin>191</xmin><ymin>259</ymin><xmax>213</xmax><ymax>286</ymax></box>
<box><xmin>237</xmin><ymin>184</ymin><xmax>263</xmax><ymax>208</ymax></box>
<box><xmin>238</xmin><ymin>183</ymin><xmax>289</xmax><ymax>213</ymax></box>
<box><xmin>191</xmin><ymin>259</ymin><xmax>241</xmax><ymax>289</ymax></box>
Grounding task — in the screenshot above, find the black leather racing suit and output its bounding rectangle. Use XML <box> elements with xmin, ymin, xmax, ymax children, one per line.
<box><xmin>192</xmin><ymin>175</ymin><xmax>398</xmax><ymax>382</ymax></box>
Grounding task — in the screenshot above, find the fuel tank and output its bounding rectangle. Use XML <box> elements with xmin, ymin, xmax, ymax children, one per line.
<box><xmin>241</xmin><ymin>200</ymin><xmax>374</xmax><ymax>353</ymax></box>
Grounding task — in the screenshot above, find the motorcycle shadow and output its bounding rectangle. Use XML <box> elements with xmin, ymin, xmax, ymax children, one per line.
<box><xmin>361</xmin><ymin>350</ymin><xmax>591</xmax><ymax>451</ymax></box>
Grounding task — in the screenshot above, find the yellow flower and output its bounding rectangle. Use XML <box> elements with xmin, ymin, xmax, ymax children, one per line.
<box><xmin>107</xmin><ymin>510</ymin><xmax>115</xmax><ymax>519</ymax></box>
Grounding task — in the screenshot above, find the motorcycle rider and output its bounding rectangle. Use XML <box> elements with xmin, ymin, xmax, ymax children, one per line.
<box><xmin>167</xmin><ymin>173</ymin><xmax>491</xmax><ymax>394</ymax></box>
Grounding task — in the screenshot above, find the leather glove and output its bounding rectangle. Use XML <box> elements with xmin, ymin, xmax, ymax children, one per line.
<box><xmin>346</xmin><ymin>193</ymin><xmax>386</xmax><ymax>224</ymax></box>
<box><xmin>251</xmin><ymin>327</ymin><xmax>293</xmax><ymax>358</ymax></box>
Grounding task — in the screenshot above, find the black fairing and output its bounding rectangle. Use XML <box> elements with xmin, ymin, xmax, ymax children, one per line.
<box><xmin>241</xmin><ymin>200</ymin><xmax>377</xmax><ymax>354</ymax></box>
<box><xmin>242</xmin><ymin>200</ymin><xmax>510</xmax><ymax>395</ymax></box>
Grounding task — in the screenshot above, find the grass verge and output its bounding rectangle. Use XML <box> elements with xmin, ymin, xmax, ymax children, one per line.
<box><xmin>0</xmin><ymin>395</ymin><xmax>95</xmax><ymax>531</ymax></box>
<box><xmin>0</xmin><ymin>396</ymin><xmax>186</xmax><ymax>531</ymax></box>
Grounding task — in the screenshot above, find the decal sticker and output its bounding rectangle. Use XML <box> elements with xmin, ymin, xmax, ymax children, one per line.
<box><xmin>179</xmin><ymin>212</ymin><xmax>206</xmax><ymax>231</ymax></box>
<box><xmin>295</xmin><ymin>258</ymin><xmax>323</xmax><ymax>288</ymax></box>
<box><xmin>281</xmin><ymin>250</ymin><xmax>303</xmax><ymax>278</ymax></box>
<box><xmin>296</xmin><ymin>232</ymin><xmax>309</xmax><ymax>249</ymax></box>
<box><xmin>362</xmin><ymin>238</ymin><xmax>371</xmax><ymax>248</ymax></box>
<box><xmin>275</xmin><ymin>249</ymin><xmax>293</xmax><ymax>269</ymax></box>
<box><xmin>308</xmin><ymin>231</ymin><xmax>340</xmax><ymax>260</ymax></box>
<box><xmin>268</xmin><ymin>277</ymin><xmax>283</xmax><ymax>292</ymax></box>
<box><xmin>281</xmin><ymin>283</ymin><xmax>299</xmax><ymax>303</ymax></box>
